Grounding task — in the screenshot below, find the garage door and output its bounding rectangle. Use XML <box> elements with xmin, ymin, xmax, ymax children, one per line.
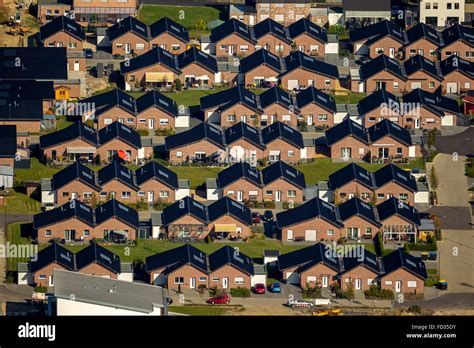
<box><xmin>286</xmin><ymin>271</ymin><xmax>300</xmax><ymax>284</ymax></box>
<box><xmin>305</xmin><ymin>230</ymin><xmax>317</xmax><ymax>241</ymax></box>
<box><xmin>447</xmin><ymin>83</ymin><xmax>458</xmax><ymax>93</ymax></box>
<box><xmin>288</xmin><ymin>80</ymin><xmax>299</xmax><ymax>90</ymax></box>
<box><xmin>441</xmin><ymin>115</ymin><xmax>454</xmax><ymax>126</ymax></box>
<box><xmin>411</xmin><ymin>82</ymin><xmax>422</xmax><ymax>89</ymax></box>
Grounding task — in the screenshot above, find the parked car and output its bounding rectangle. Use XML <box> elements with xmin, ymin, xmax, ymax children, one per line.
<box><xmin>253</xmin><ymin>283</ymin><xmax>266</xmax><ymax>294</ymax></box>
<box><xmin>207</xmin><ymin>295</ymin><xmax>231</xmax><ymax>304</ymax></box>
<box><xmin>261</xmin><ymin>210</ymin><xmax>274</xmax><ymax>222</ymax></box>
<box><xmin>287</xmin><ymin>299</ymin><xmax>314</xmax><ymax>309</ymax></box>
<box><xmin>269</xmin><ymin>282</ymin><xmax>281</xmax><ymax>293</ymax></box>
<box><xmin>84</xmin><ymin>48</ymin><xmax>93</xmax><ymax>58</ymax></box>
<box><xmin>252</xmin><ymin>212</ymin><xmax>261</xmax><ymax>224</ymax></box>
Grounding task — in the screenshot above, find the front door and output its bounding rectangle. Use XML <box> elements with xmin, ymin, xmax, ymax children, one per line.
<box><xmin>148</xmin><ymin>118</ymin><xmax>154</xmax><ymax>130</ymax></box>
<box><xmin>71</xmin><ymin>192</ymin><xmax>77</xmax><ymax>200</ymax></box>
<box><xmin>49</xmin><ymin>275</ymin><xmax>54</xmax><ymax>287</ymax></box>
<box><xmin>228</xmin><ymin>45</ymin><xmax>235</xmax><ymax>56</ymax></box>
<box><xmin>222</xmin><ymin>277</ymin><xmax>229</xmax><ymax>289</ymax></box>
<box><xmin>307</xmin><ymin>114</ymin><xmax>313</xmax><ymax>125</ymax></box>
<box><xmin>389</xmin><ymin>47</ymin><xmax>395</xmax><ymax>58</ymax></box>
<box><xmin>147</xmin><ymin>191</ymin><xmax>154</xmax><ymax>203</ymax></box>
<box><xmin>275</xmin><ymin>190</ymin><xmax>282</xmax><ymax>202</ymax></box>
<box><xmin>237</xmin><ymin>190</ymin><xmax>244</xmax><ymax>202</ymax></box>
<box><xmin>395</xmin><ymin>281</ymin><xmax>402</xmax><ymax>293</ymax></box>
<box><xmin>74</xmin><ymin>60</ymin><xmax>80</xmax><ymax>71</ymax></box>
<box><xmin>65</xmin><ymin>230</ymin><xmax>76</xmax><ymax>241</ymax></box>
<box><xmin>190</xmin><ymin>277</ymin><xmax>196</xmax><ymax>289</ymax></box>
<box><xmin>322</xmin><ymin>276</ymin><xmax>328</xmax><ymax>288</ymax></box>
<box><xmin>355</xmin><ymin>278</ymin><xmax>362</xmax><ymax>290</ymax></box>
<box><xmin>287</xmin><ymin>230</ymin><xmax>294</xmax><ymax>241</ymax></box>
<box><xmin>125</xmin><ymin>43</ymin><xmax>131</xmax><ymax>54</ymax></box>
<box><xmin>379</xmin><ymin>148</ymin><xmax>389</xmax><ymax>159</ymax></box>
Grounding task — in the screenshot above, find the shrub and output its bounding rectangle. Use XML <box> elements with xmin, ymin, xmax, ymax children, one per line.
<box><xmin>34</xmin><ymin>286</ymin><xmax>48</xmax><ymax>293</ymax></box>
<box><xmin>407</xmin><ymin>305</ymin><xmax>422</xmax><ymax>314</ymax></box>
<box><xmin>263</xmin><ymin>201</ymin><xmax>276</xmax><ymax>209</ymax></box>
<box><xmin>174</xmin><ymin>79</ymin><xmax>182</xmax><ymax>91</ymax></box>
<box><xmin>230</xmin><ymin>287</ymin><xmax>251</xmax><ymax>298</ymax></box>
<box><xmin>209</xmin><ymin>286</ymin><xmax>226</xmax><ymax>296</ymax></box>
<box><xmin>303</xmin><ymin>285</ymin><xmax>322</xmax><ymax>298</ymax></box>
<box><xmin>375</xmin><ymin>232</ymin><xmax>386</xmax><ymax>256</ymax></box>
<box><xmin>364</xmin><ymin>285</ymin><xmax>394</xmax><ymax>299</ymax></box>
<box><xmin>136</xmin><ymin>129</ymin><xmax>149</xmax><ymax>136</ymax></box>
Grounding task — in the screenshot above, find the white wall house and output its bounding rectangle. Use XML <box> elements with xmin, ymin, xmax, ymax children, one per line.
<box><xmin>419</xmin><ymin>0</ymin><xmax>465</xmax><ymax>27</ymax></box>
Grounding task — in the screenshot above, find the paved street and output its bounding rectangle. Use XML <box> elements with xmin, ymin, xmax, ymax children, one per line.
<box><xmin>394</xmin><ymin>293</ymin><xmax>474</xmax><ymax>309</ymax></box>
<box><xmin>435</xmin><ymin>127</ymin><xmax>474</xmax><ymax>156</ymax></box>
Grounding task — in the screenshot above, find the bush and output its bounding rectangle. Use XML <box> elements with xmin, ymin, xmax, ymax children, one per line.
<box><xmin>407</xmin><ymin>305</ymin><xmax>422</xmax><ymax>314</ymax></box>
<box><xmin>263</xmin><ymin>201</ymin><xmax>276</xmax><ymax>209</ymax></box>
<box><xmin>174</xmin><ymin>79</ymin><xmax>182</xmax><ymax>91</ymax></box>
<box><xmin>303</xmin><ymin>285</ymin><xmax>322</xmax><ymax>298</ymax></box>
<box><xmin>375</xmin><ymin>232</ymin><xmax>386</xmax><ymax>256</ymax></box>
<box><xmin>34</xmin><ymin>286</ymin><xmax>48</xmax><ymax>293</ymax></box>
<box><xmin>230</xmin><ymin>287</ymin><xmax>251</xmax><ymax>298</ymax></box>
<box><xmin>209</xmin><ymin>286</ymin><xmax>226</xmax><ymax>296</ymax></box>
<box><xmin>136</xmin><ymin>129</ymin><xmax>149</xmax><ymax>136</ymax></box>
<box><xmin>364</xmin><ymin>285</ymin><xmax>394</xmax><ymax>299</ymax></box>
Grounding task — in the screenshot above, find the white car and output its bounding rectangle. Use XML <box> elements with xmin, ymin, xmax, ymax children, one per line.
<box><xmin>287</xmin><ymin>299</ymin><xmax>314</xmax><ymax>309</ymax></box>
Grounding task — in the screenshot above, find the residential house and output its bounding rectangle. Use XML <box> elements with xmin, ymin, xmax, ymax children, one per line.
<box><xmin>337</xmin><ymin>197</ymin><xmax>382</xmax><ymax>239</ymax></box>
<box><xmin>135</xmin><ymin>90</ymin><xmax>184</xmax><ymax>130</ymax></box>
<box><xmin>213</xmin><ymin>162</ymin><xmax>264</xmax><ymax>202</ymax></box>
<box><xmin>402</xmin><ymin>88</ymin><xmax>460</xmax><ymax>128</ymax></box>
<box><xmin>403</xmin><ymin>54</ymin><xmax>443</xmax><ymax>92</ymax></box>
<box><xmin>107</xmin><ymin>16</ymin><xmax>150</xmax><ymax>56</ymax></box>
<box><xmin>207</xmin><ymin>196</ymin><xmax>252</xmax><ymax>239</ymax></box>
<box><xmin>261</xmin><ymin>160</ymin><xmax>306</xmax><ymax>203</ymax></box>
<box><xmin>280</xmin><ymin>50</ymin><xmax>339</xmax><ymax>91</ymax></box>
<box><xmin>208</xmin><ymin>245</ymin><xmax>255</xmax><ymax>289</ymax></box>
<box><xmin>403</xmin><ymin>23</ymin><xmax>443</xmax><ymax>60</ymax></box>
<box><xmin>255</xmin><ymin>0</ymin><xmax>333</xmax><ymax>26</ymax></box>
<box><xmin>343</xmin><ymin>0</ymin><xmax>391</xmax><ymax>26</ymax></box>
<box><xmin>239</xmin><ymin>49</ymin><xmax>282</xmax><ymax>87</ymax></box>
<box><xmin>373</xmin><ymin>164</ymin><xmax>418</xmax><ymax>204</ymax></box>
<box><xmin>97</xmin><ymin>160</ymin><xmax>140</xmax><ymax>203</ymax></box>
<box><xmin>253</xmin><ymin>18</ymin><xmax>292</xmax><ymax>55</ymax></box>
<box><xmin>440</xmin><ymin>55</ymin><xmax>474</xmax><ymax>93</ymax></box>
<box><xmin>0</xmin><ymin>125</ymin><xmax>17</xmax><ymax>167</ymax></box>
<box><xmin>164</xmin><ymin>122</ymin><xmax>226</xmax><ymax>165</ymax></box>
<box><xmin>325</xmin><ymin>118</ymin><xmax>370</xmax><ymax>161</ymax></box>
<box><xmin>94</xmin><ymin>199</ymin><xmax>140</xmax><ymax>241</ymax></box>
<box><xmin>37</xmin><ymin>0</ymin><xmax>72</xmax><ymax>23</ymax></box>
<box><xmin>440</xmin><ymin>24</ymin><xmax>474</xmax><ymax>62</ymax></box>
<box><xmin>74</xmin><ymin>0</ymin><xmax>137</xmax><ymax>26</ymax></box>
<box><xmin>261</xmin><ymin>121</ymin><xmax>307</xmax><ymax>162</ymax></box>
<box><xmin>419</xmin><ymin>0</ymin><xmax>465</xmax><ymax>27</ymax></box>
<box><xmin>348</xmin><ymin>20</ymin><xmax>406</xmax><ymax>59</ymax></box>
<box><xmin>288</xmin><ymin>18</ymin><xmax>328</xmax><ymax>57</ymax></box>
<box><xmin>357</xmin><ymin>89</ymin><xmax>402</xmax><ymax>127</ymax></box>
<box><xmin>328</xmin><ymin>162</ymin><xmax>376</xmax><ymax>204</ymax></box>
<box><xmin>259</xmin><ymin>87</ymin><xmax>298</xmax><ymax>127</ymax></box>
<box><xmin>380</xmin><ymin>248</ymin><xmax>427</xmax><ymax>294</ymax></box>
<box><xmin>148</xmin><ymin>17</ymin><xmax>189</xmax><ymax>54</ymax></box>
<box><xmin>224</xmin><ymin>122</ymin><xmax>266</xmax><ymax>163</ymax></box>
<box><xmin>210</xmin><ymin>18</ymin><xmax>257</xmax><ymax>58</ymax></box>
<box><xmin>377</xmin><ymin>197</ymin><xmax>421</xmax><ymax>243</ymax></box>
<box><xmin>278</xmin><ymin>242</ymin><xmax>341</xmax><ymax>289</ymax></box>
<box><xmin>337</xmin><ymin>249</ymin><xmax>381</xmax><ymax>292</ymax></box>
<box><xmin>276</xmin><ymin>197</ymin><xmax>343</xmax><ymax>242</ymax></box>
<box><xmin>295</xmin><ymin>86</ymin><xmax>337</xmax><ymax>127</ymax></box>
<box><xmin>176</xmin><ymin>47</ymin><xmax>219</xmax><ymax>87</ymax></box>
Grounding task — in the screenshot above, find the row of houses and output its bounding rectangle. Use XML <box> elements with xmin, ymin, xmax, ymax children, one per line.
<box><xmin>350</xmin><ymin>53</ymin><xmax>473</xmax><ymax>95</ymax></box>
<box><xmin>41</xmin><ymin>160</ymin><xmax>190</xmax><ymax>206</ymax></box>
<box><xmin>39</xmin><ymin>121</ymin><xmax>153</xmax><ymax>163</ymax></box>
<box><xmin>350</xmin><ymin>21</ymin><xmax>474</xmax><ymax>62</ymax></box>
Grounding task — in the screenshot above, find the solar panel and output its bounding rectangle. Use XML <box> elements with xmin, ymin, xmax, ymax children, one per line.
<box><xmin>230</xmin><ymin>200</ymin><xmax>244</xmax><ymax>210</ymax></box>
<box><xmin>193</xmin><ymin>254</ymin><xmax>204</xmax><ymax>263</ymax></box>
<box><xmin>309</xmin><ymin>26</ymin><xmax>319</xmax><ymax>34</ymax></box>
<box><xmin>60</xmin><ymin>252</ymin><xmax>72</xmax><ymax>262</ymax></box>
<box><xmin>66</xmin><ymin>23</ymin><xmax>77</xmax><ymax>32</ymax></box>
<box><xmin>79</xmin><ymin>203</ymin><xmax>91</xmax><ymax>212</ymax></box>
<box><xmin>281</xmin><ymin>95</ymin><xmax>291</xmax><ymax>104</ymax></box>
<box><xmin>244</xmin><ymin>96</ymin><xmax>256</xmax><ymax>104</ymax></box>
<box><xmin>238</xmin><ymin>26</ymin><xmax>248</xmax><ymax>34</ymax></box>
<box><xmin>352</xmin><ymin>122</ymin><xmax>363</xmax><ymax>130</ymax></box>
<box><xmin>303</xmin><ymin>55</ymin><xmax>314</xmax><ymax>62</ymax></box>
<box><xmin>396</xmin><ymin>172</ymin><xmax>408</xmax><ymax>181</ymax></box>
<box><xmin>274</xmin><ymin>26</ymin><xmax>284</xmax><ymax>34</ymax></box>
<box><xmin>198</xmin><ymin>51</ymin><xmax>208</xmax><ymax>58</ymax></box>
<box><xmin>285</xmin><ymin>169</ymin><xmax>296</xmax><ymax>178</ymax></box>
<box><xmin>248</xmin><ymin>169</ymin><xmax>259</xmax><ymax>178</ymax></box>
<box><xmin>424</xmin><ymin>97</ymin><xmax>436</xmax><ymax>104</ymax></box>
<box><xmin>359</xmin><ymin>172</ymin><xmax>370</xmax><ymax>181</ymax></box>
<box><xmin>424</xmin><ymin>58</ymin><xmax>434</xmax><ymax>66</ymax></box>
<box><xmin>84</xmin><ymin>125</ymin><xmax>94</xmax><ymax>132</ymax></box>
<box><xmin>4</xmin><ymin>61</ymin><xmax>15</xmax><ymax>68</ymax></box>
<box><xmin>366</xmin><ymin>255</ymin><xmax>377</xmax><ymax>265</ymax></box>
<box><xmin>120</xmin><ymin>124</ymin><xmax>132</xmax><ymax>133</ymax></box>
<box><xmin>158</xmin><ymin>98</ymin><xmax>169</xmax><ymax>107</ymax></box>
<box><xmin>99</xmin><ymin>252</ymin><xmax>112</xmax><ymax>263</ymax></box>
<box><xmin>246</xmin><ymin>125</ymin><xmax>257</xmax><ymax>134</ymax></box>
<box><xmin>118</xmin><ymin>203</ymin><xmax>129</xmax><ymax>212</ymax></box>
<box><xmin>427</xmin><ymin>31</ymin><xmax>438</xmax><ymax>39</ymax></box>
<box><xmin>405</xmin><ymin>258</ymin><xmax>417</xmax><ymax>268</ymax></box>
<box><xmin>162</xmin><ymin>50</ymin><xmax>173</xmax><ymax>58</ymax></box>
<box><xmin>158</xmin><ymin>170</ymin><xmax>169</xmax><ymax>179</ymax></box>
<box><xmin>120</xmin><ymin>170</ymin><xmax>131</xmax><ymax>179</ymax></box>
<box><xmin>170</xmin><ymin>25</ymin><xmax>181</xmax><ymax>33</ymax></box>
<box><xmin>361</xmin><ymin>201</ymin><xmax>371</xmax><ymax>210</ymax></box>
<box><xmin>283</xmin><ymin>125</ymin><xmax>294</xmax><ymax>133</ymax></box>
<box><xmin>3</xmin><ymin>48</ymin><xmax>17</xmax><ymax>56</ymax></box>
<box><xmin>192</xmin><ymin>200</ymin><xmax>205</xmax><ymax>210</ymax></box>
<box><xmin>391</xmin><ymin>123</ymin><xmax>402</xmax><ymax>130</ymax></box>
<box><xmin>208</xmin><ymin>125</ymin><xmax>221</xmax><ymax>134</ymax></box>
<box><xmin>135</xmin><ymin>24</ymin><xmax>147</xmax><ymax>33</ymax></box>
<box><xmin>82</xmin><ymin>171</ymin><xmax>93</xmax><ymax>180</ymax></box>
<box><xmin>122</xmin><ymin>99</ymin><xmax>133</xmax><ymax>107</ymax></box>
<box><xmin>317</xmin><ymin>95</ymin><xmax>327</xmax><ymax>103</ymax></box>
<box><xmin>267</xmin><ymin>52</ymin><xmax>278</xmax><ymax>61</ymax></box>
<box><xmin>321</xmin><ymin>201</ymin><xmax>333</xmax><ymax>210</ymax></box>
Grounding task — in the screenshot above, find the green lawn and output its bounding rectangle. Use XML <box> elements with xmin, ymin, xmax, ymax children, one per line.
<box><xmin>465</xmin><ymin>157</ymin><xmax>474</xmax><ymax>178</ymax></box>
<box><xmin>127</xmin><ymin>88</ymin><xmax>226</xmax><ymax>108</ymax></box>
<box><xmin>168</xmin><ymin>305</ymin><xmax>233</xmax><ymax>316</ymax></box>
<box><xmin>171</xmin><ymin>166</ymin><xmax>221</xmax><ymax>189</ymax></box>
<box><xmin>55</xmin><ymin>115</ymin><xmax>74</xmax><ymax>131</ymax></box>
<box><xmin>332</xmin><ymin>92</ymin><xmax>367</xmax><ymax>104</ymax></box>
<box><xmin>6</xmin><ymin>222</ymin><xmax>34</xmax><ymax>271</ymax></box>
<box><xmin>138</xmin><ymin>5</ymin><xmax>220</xmax><ymax>37</ymax></box>
<box><xmin>4</xmin><ymin>189</ymin><xmax>41</xmax><ymax>214</ymax></box>
<box><xmin>15</xmin><ymin>158</ymin><xmax>60</xmax><ymax>184</ymax></box>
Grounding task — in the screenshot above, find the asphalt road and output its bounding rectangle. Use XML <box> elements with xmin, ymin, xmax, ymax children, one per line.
<box><xmin>394</xmin><ymin>293</ymin><xmax>474</xmax><ymax>309</ymax></box>
<box><xmin>435</xmin><ymin>127</ymin><xmax>474</xmax><ymax>156</ymax></box>
<box><xmin>426</xmin><ymin>206</ymin><xmax>473</xmax><ymax>230</ymax></box>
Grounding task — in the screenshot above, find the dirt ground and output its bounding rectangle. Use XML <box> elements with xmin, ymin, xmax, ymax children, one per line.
<box><xmin>0</xmin><ymin>0</ymin><xmax>39</xmax><ymax>47</ymax></box>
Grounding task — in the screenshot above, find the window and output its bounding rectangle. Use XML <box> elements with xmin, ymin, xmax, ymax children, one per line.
<box><xmin>159</xmin><ymin>119</ymin><xmax>169</xmax><ymax>125</ymax></box>
<box><xmin>361</xmin><ymin>192</ymin><xmax>370</xmax><ymax>199</ymax></box>
<box><xmin>287</xmin><ymin>190</ymin><xmax>296</xmax><ymax>197</ymax></box>
<box><xmin>409</xmin><ymin>49</ymin><xmax>416</xmax><ymax>56</ymax></box>
<box><xmin>104</xmin><ymin>118</ymin><xmax>113</xmax><ymax>125</ymax></box>
<box><xmin>433</xmin><ymin>2</ymin><xmax>438</xmax><ymax>9</ymax></box>
<box><xmin>83</xmin><ymin>230</ymin><xmax>90</xmax><ymax>237</ymax></box>
<box><xmin>138</xmin><ymin>191</ymin><xmax>145</xmax><ymax>197</ymax></box>
<box><xmin>171</xmin><ymin>44</ymin><xmax>180</xmax><ymax>51</ymax></box>
<box><xmin>455</xmin><ymin>3</ymin><xmax>459</xmax><ymax>9</ymax></box>
<box><xmin>465</xmin><ymin>82</ymin><xmax>471</xmax><ymax>89</ymax></box>
<box><xmin>265</xmin><ymin>190</ymin><xmax>273</xmax><ymax>196</ymax></box>
<box><xmin>327</xmin><ymin>229</ymin><xmax>334</xmax><ymax>236</ymax></box>
<box><xmin>239</xmin><ymin>45</ymin><xmax>249</xmax><ymax>52</ymax></box>
<box><xmin>282</xmin><ymin>114</ymin><xmax>291</xmax><ymax>122</ymax></box>
<box><xmin>174</xmin><ymin>277</ymin><xmax>184</xmax><ymax>284</ymax></box>
<box><xmin>138</xmin><ymin>118</ymin><xmax>146</xmax><ymax>123</ymax></box>
<box><xmin>369</xmin><ymin>117</ymin><xmax>376</xmax><ymax>122</ymax></box>
<box><xmin>425</xmin><ymin>3</ymin><xmax>430</xmax><ymax>9</ymax></box>
<box><xmin>159</xmin><ymin>191</ymin><xmax>169</xmax><ymax>198</ymax></box>
<box><xmin>274</xmin><ymin>14</ymin><xmax>284</xmax><ymax>22</ymax></box>
<box><xmin>275</xmin><ymin>44</ymin><xmax>284</xmax><ymax>52</ymax></box>
<box><xmin>176</xmin><ymin>151</ymin><xmax>183</xmax><ymax>158</ymax></box>
<box><xmin>136</xmin><ymin>43</ymin><xmax>145</xmax><ymax>50</ymax></box>
<box><xmin>318</xmin><ymin>114</ymin><xmax>328</xmax><ymax>121</ymax></box>
<box><xmin>199</xmin><ymin>277</ymin><xmax>206</xmax><ymax>282</ymax></box>
<box><xmin>39</xmin><ymin>275</ymin><xmax>46</xmax><ymax>280</ymax></box>
<box><xmin>399</xmin><ymin>193</ymin><xmax>408</xmax><ymax>201</ymax></box>
<box><xmin>234</xmin><ymin>277</ymin><xmax>244</xmax><ymax>285</ymax></box>
<box><xmin>375</xmin><ymin>48</ymin><xmax>384</xmax><ymax>54</ymax></box>
<box><xmin>62</xmin><ymin>192</ymin><xmax>69</xmax><ymax>197</ymax></box>
<box><xmin>324</xmin><ymin>80</ymin><xmax>331</xmax><ymax>86</ymax></box>
<box><xmin>385</xmin><ymin>280</ymin><xmax>393</xmax><ymax>285</ymax></box>
<box><xmin>227</xmin><ymin>190</ymin><xmax>234</xmax><ymax>196</ymax></box>
<box><xmin>288</xmin><ymin>150</ymin><xmax>294</xmax><ymax>157</ymax></box>
<box><xmin>377</xmin><ymin>193</ymin><xmax>384</xmax><ymax>199</ymax></box>
<box><xmin>339</xmin><ymin>192</ymin><xmax>347</xmax><ymax>198</ymax></box>
<box><xmin>68</xmin><ymin>42</ymin><xmax>77</xmax><ymax>48</ymax></box>
<box><xmin>45</xmin><ymin>230</ymin><xmax>51</xmax><ymax>237</ymax></box>
<box><xmin>365</xmin><ymin>227</ymin><xmax>372</xmax><ymax>235</ymax></box>
<box><xmin>407</xmin><ymin>280</ymin><xmax>417</xmax><ymax>288</ymax></box>
<box><xmin>447</xmin><ymin>3</ymin><xmax>452</xmax><ymax>9</ymax></box>
<box><xmin>100</xmin><ymin>192</ymin><xmax>107</xmax><ymax>197</ymax></box>
<box><xmin>396</xmin><ymin>147</ymin><xmax>403</xmax><ymax>154</ymax></box>
<box><xmin>212</xmin><ymin>277</ymin><xmax>219</xmax><ymax>282</ymax></box>
<box><xmin>393</xmin><ymin>81</ymin><xmax>399</xmax><ymax>89</ymax></box>
<box><xmin>429</xmin><ymin>82</ymin><xmax>435</xmax><ymax>89</ymax></box>
<box><xmin>127</xmin><ymin>118</ymin><xmax>134</xmax><ymax>123</ymax></box>
<box><xmin>227</xmin><ymin>115</ymin><xmax>236</xmax><ymax>122</ymax></box>
<box><xmin>121</xmin><ymin>192</ymin><xmax>131</xmax><ymax>199</ymax></box>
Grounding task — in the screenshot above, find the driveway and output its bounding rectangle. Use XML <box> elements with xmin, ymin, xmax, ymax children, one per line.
<box><xmin>394</xmin><ymin>293</ymin><xmax>474</xmax><ymax>309</ymax></box>
<box><xmin>435</xmin><ymin>127</ymin><xmax>474</xmax><ymax>156</ymax></box>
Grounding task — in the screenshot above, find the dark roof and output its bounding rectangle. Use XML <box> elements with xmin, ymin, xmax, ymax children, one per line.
<box><xmin>75</xmin><ymin>242</ymin><xmax>121</xmax><ymax>274</ymax></box>
<box><xmin>373</xmin><ymin>164</ymin><xmax>417</xmax><ymax>192</ymax></box>
<box><xmin>402</xmin><ymin>88</ymin><xmax>460</xmax><ymax>117</ymax></box>
<box><xmin>253</xmin><ymin>18</ymin><xmax>291</xmax><ymax>43</ymax></box>
<box><xmin>405</xmin><ymin>23</ymin><xmax>443</xmax><ymax>46</ymax></box>
<box><xmin>337</xmin><ymin>197</ymin><xmax>381</xmax><ymax>227</ymax></box>
<box><xmin>208</xmin><ymin>245</ymin><xmax>254</xmax><ymax>275</ymax></box>
<box><xmin>177</xmin><ymin>47</ymin><xmax>218</xmax><ymax>73</ymax></box>
<box><xmin>377</xmin><ymin>197</ymin><xmax>421</xmax><ymax>226</ymax></box>
<box><xmin>288</xmin><ymin>18</ymin><xmax>328</xmax><ymax>43</ymax></box>
<box><xmin>149</xmin><ymin>17</ymin><xmax>189</xmax><ymax>42</ymax></box>
<box><xmin>239</xmin><ymin>49</ymin><xmax>282</xmax><ymax>74</ymax></box>
<box><xmin>30</xmin><ymin>243</ymin><xmax>75</xmax><ymax>272</ymax></box>
<box><xmin>98</xmin><ymin>121</ymin><xmax>142</xmax><ymax>149</ymax></box>
<box><xmin>440</xmin><ymin>55</ymin><xmax>474</xmax><ymax>78</ymax></box>
<box><xmin>325</xmin><ymin>118</ymin><xmax>369</xmax><ymax>146</ymax></box>
<box><xmin>210</xmin><ymin>18</ymin><xmax>255</xmax><ymax>43</ymax></box>
<box><xmin>107</xmin><ymin>16</ymin><xmax>149</xmax><ymax>41</ymax></box>
<box><xmin>341</xmin><ymin>249</ymin><xmax>381</xmax><ymax>275</ymax></box>
<box><xmin>135</xmin><ymin>161</ymin><xmax>179</xmax><ymax>189</ymax></box>
<box><xmin>328</xmin><ymin>163</ymin><xmax>374</xmax><ymax>191</ymax></box>
<box><xmin>135</xmin><ymin>90</ymin><xmax>178</xmax><ymax>117</ymax></box>
<box><xmin>403</xmin><ymin>54</ymin><xmax>442</xmax><ymax>80</ymax></box>
<box><xmin>0</xmin><ymin>80</ymin><xmax>54</xmax><ymax>100</ymax></box>
<box><xmin>295</xmin><ymin>86</ymin><xmax>336</xmax><ymax>113</ymax></box>
<box><xmin>95</xmin><ymin>199</ymin><xmax>139</xmax><ymax>228</ymax></box>
<box><xmin>51</xmin><ymin>161</ymin><xmax>99</xmax><ymax>191</ymax></box>
<box><xmin>216</xmin><ymin>162</ymin><xmax>262</xmax><ymax>188</ymax></box>
<box><xmin>200</xmin><ymin>86</ymin><xmax>260</xmax><ymax>113</ymax></box>
<box><xmin>278</xmin><ymin>242</ymin><xmax>340</xmax><ymax>272</ymax></box>
<box><xmin>83</xmin><ymin>89</ymin><xmax>136</xmax><ymax>118</ymax></box>
<box><xmin>120</xmin><ymin>46</ymin><xmax>179</xmax><ymax>74</ymax></box>
<box><xmin>207</xmin><ymin>196</ymin><xmax>252</xmax><ymax>225</ymax></box>
<box><xmin>261</xmin><ymin>121</ymin><xmax>304</xmax><ymax>148</ymax></box>
<box><xmin>261</xmin><ymin>160</ymin><xmax>306</xmax><ymax>189</ymax></box>
<box><xmin>224</xmin><ymin>121</ymin><xmax>265</xmax><ymax>149</ymax></box>
<box><xmin>382</xmin><ymin>248</ymin><xmax>427</xmax><ymax>279</ymax></box>
<box><xmin>0</xmin><ymin>47</ymin><xmax>68</xmax><ymax>80</ymax></box>
<box><xmin>97</xmin><ymin>160</ymin><xmax>139</xmax><ymax>190</ymax></box>
<box><xmin>164</xmin><ymin>122</ymin><xmax>225</xmax><ymax>150</ymax></box>
<box><xmin>368</xmin><ymin>119</ymin><xmax>412</xmax><ymax>146</ymax></box>
<box><xmin>276</xmin><ymin>197</ymin><xmax>342</xmax><ymax>229</ymax></box>
<box><xmin>349</xmin><ymin>20</ymin><xmax>405</xmax><ymax>44</ymax></box>
<box><xmin>40</xmin><ymin>121</ymin><xmax>97</xmax><ymax>149</ymax></box>
<box><xmin>145</xmin><ymin>244</ymin><xmax>208</xmax><ymax>273</ymax></box>
<box><xmin>259</xmin><ymin>86</ymin><xmax>295</xmax><ymax>110</ymax></box>
<box><xmin>358</xmin><ymin>88</ymin><xmax>399</xmax><ymax>116</ymax></box>
<box><xmin>359</xmin><ymin>54</ymin><xmax>407</xmax><ymax>81</ymax></box>
<box><xmin>40</xmin><ymin>15</ymin><xmax>85</xmax><ymax>42</ymax></box>
<box><xmin>0</xmin><ymin>125</ymin><xmax>16</xmax><ymax>158</ymax></box>
<box><xmin>33</xmin><ymin>199</ymin><xmax>95</xmax><ymax>229</ymax></box>
<box><xmin>161</xmin><ymin>196</ymin><xmax>208</xmax><ymax>226</ymax></box>
<box><xmin>343</xmin><ymin>0</ymin><xmax>391</xmax><ymax>12</ymax></box>
<box><xmin>281</xmin><ymin>51</ymin><xmax>339</xmax><ymax>79</ymax></box>
<box><xmin>441</xmin><ymin>24</ymin><xmax>474</xmax><ymax>48</ymax></box>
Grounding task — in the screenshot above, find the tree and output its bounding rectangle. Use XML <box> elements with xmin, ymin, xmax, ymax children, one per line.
<box><xmin>90</xmin><ymin>193</ymin><xmax>98</xmax><ymax>209</ymax></box>
<box><xmin>429</xmin><ymin>166</ymin><xmax>438</xmax><ymax>191</ymax></box>
<box><xmin>427</xmin><ymin>129</ymin><xmax>437</xmax><ymax>149</ymax></box>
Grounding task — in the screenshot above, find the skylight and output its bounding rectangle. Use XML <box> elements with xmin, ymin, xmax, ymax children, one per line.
<box><xmin>120</xmin><ymin>170</ymin><xmax>131</xmax><ymax>179</ymax></box>
<box><xmin>118</xmin><ymin>203</ymin><xmax>129</xmax><ymax>212</ymax></box>
<box><xmin>285</xmin><ymin>169</ymin><xmax>296</xmax><ymax>178</ymax></box>
<box><xmin>158</xmin><ymin>98</ymin><xmax>169</xmax><ymax>107</ymax></box>
<box><xmin>396</xmin><ymin>172</ymin><xmax>408</xmax><ymax>181</ymax></box>
<box><xmin>81</xmin><ymin>171</ymin><xmax>93</xmax><ymax>180</ymax></box>
<box><xmin>99</xmin><ymin>252</ymin><xmax>112</xmax><ymax>263</ymax></box>
<box><xmin>66</xmin><ymin>23</ymin><xmax>77</xmax><ymax>32</ymax></box>
<box><xmin>192</xmin><ymin>201</ymin><xmax>205</xmax><ymax>210</ymax></box>
<box><xmin>60</xmin><ymin>252</ymin><xmax>72</xmax><ymax>262</ymax></box>
<box><xmin>405</xmin><ymin>258</ymin><xmax>417</xmax><ymax>268</ymax></box>
<box><xmin>283</xmin><ymin>125</ymin><xmax>294</xmax><ymax>133</ymax></box>
<box><xmin>158</xmin><ymin>170</ymin><xmax>169</xmax><ymax>178</ymax></box>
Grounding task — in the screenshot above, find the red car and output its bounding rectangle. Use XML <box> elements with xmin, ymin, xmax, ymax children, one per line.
<box><xmin>252</xmin><ymin>212</ymin><xmax>261</xmax><ymax>224</ymax></box>
<box><xmin>253</xmin><ymin>283</ymin><xmax>266</xmax><ymax>294</ymax></box>
<box><xmin>207</xmin><ymin>295</ymin><xmax>231</xmax><ymax>304</ymax></box>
